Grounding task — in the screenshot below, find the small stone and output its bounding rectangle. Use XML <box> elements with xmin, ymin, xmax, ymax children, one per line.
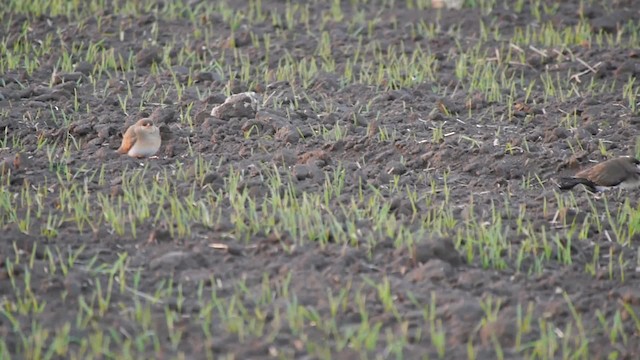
<box><xmin>412</xmin><ymin>237</ymin><xmax>463</xmax><ymax>266</ymax></box>
<box><xmin>73</xmin><ymin>61</ymin><xmax>93</xmax><ymax>75</ymax></box>
<box><xmin>94</xmin><ymin>124</ymin><xmax>115</xmax><ymax>139</ymax></box>
<box><xmin>292</xmin><ymin>164</ymin><xmax>313</xmax><ymax>181</ymax></box>
<box><xmin>406</xmin><ymin>259</ymin><xmax>453</xmax><ymax>282</ymax></box>
<box><xmin>51</xmin><ymin>72</ymin><xmax>85</xmax><ymax>85</ymax></box>
<box><xmin>385</xmin><ymin>161</ymin><xmax>407</xmax><ymax>176</ymax></box>
<box><xmin>70</xmin><ymin>122</ymin><xmax>93</xmax><ymax>136</ymax></box>
<box><xmin>136</xmin><ymin>46</ymin><xmax>162</xmax><ymax>67</ymax></box>
<box><xmin>210</xmin><ymin>92</ymin><xmax>261</xmax><ymax>120</ymax></box>
<box><xmin>149</xmin><ymin>251</ymin><xmax>190</xmax><ymax>271</ymax></box>
<box><xmin>195</xmin><ymin>71</ymin><xmax>219</xmax><ymax>82</ymax></box>
<box><xmin>149</xmin><ymin>107</ymin><xmax>176</xmax><ymax>124</ymax></box>
<box><xmin>275</xmin><ymin>126</ymin><xmax>300</xmax><ymax>144</ymax></box>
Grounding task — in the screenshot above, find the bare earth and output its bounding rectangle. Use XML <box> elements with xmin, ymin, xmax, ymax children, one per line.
<box><xmin>1</xmin><ymin>0</ymin><xmax>640</xmax><ymax>359</ymax></box>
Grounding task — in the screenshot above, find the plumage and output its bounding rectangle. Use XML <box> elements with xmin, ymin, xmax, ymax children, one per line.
<box><xmin>557</xmin><ymin>156</ymin><xmax>640</xmax><ymax>193</ymax></box>
<box><xmin>117</xmin><ymin>119</ymin><xmax>161</xmax><ymax>158</ymax></box>
<box><xmin>117</xmin><ymin>124</ymin><xmax>138</xmax><ymax>154</ymax></box>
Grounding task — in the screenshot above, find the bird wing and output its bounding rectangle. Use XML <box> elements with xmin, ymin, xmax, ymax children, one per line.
<box><xmin>578</xmin><ymin>161</ymin><xmax>624</xmax><ymax>187</ymax></box>
<box><xmin>117</xmin><ymin>125</ymin><xmax>137</xmax><ymax>154</ymax></box>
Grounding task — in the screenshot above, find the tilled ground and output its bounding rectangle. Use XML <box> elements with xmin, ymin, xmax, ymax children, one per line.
<box><xmin>2</xmin><ymin>0</ymin><xmax>640</xmax><ymax>358</ymax></box>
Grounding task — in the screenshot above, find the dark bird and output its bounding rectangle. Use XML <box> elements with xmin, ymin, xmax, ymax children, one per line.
<box><xmin>557</xmin><ymin>156</ymin><xmax>640</xmax><ymax>193</ymax></box>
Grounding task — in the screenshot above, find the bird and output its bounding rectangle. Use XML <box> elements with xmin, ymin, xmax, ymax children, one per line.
<box><xmin>117</xmin><ymin>118</ymin><xmax>161</xmax><ymax>158</ymax></box>
<box><xmin>557</xmin><ymin>156</ymin><xmax>640</xmax><ymax>193</ymax></box>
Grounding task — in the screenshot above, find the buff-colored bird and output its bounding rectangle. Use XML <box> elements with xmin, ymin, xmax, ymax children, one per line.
<box><xmin>117</xmin><ymin>119</ymin><xmax>161</xmax><ymax>158</ymax></box>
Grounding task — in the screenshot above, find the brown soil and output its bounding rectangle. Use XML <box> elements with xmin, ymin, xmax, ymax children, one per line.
<box><xmin>1</xmin><ymin>0</ymin><xmax>640</xmax><ymax>359</ymax></box>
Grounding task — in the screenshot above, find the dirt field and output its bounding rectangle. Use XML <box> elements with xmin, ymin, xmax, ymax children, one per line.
<box><xmin>2</xmin><ymin>0</ymin><xmax>640</xmax><ymax>358</ymax></box>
